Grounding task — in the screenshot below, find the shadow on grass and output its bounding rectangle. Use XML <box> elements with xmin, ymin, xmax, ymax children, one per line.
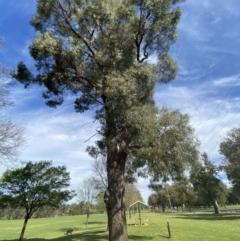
<box><xmin>1</xmin><ymin>230</ymin><xmax>108</xmax><ymax>241</ymax></box>
<box><xmin>58</xmin><ymin>221</ymin><xmax>105</xmax><ymax>232</ymax></box>
<box><xmin>175</xmin><ymin>213</ymin><xmax>240</xmax><ymax>221</ymax></box>
<box><xmin>159</xmin><ymin>235</ymin><xmax>171</xmax><ymax>239</ymax></box>
<box><xmin>86</xmin><ymin>221</ymin><xmax>105</xmax><ymax>225</ymax></box>
<box><xmin>1</xmin><ymin>231</ymin><xmax>153</xmax><ymax>241</ymax></box>
<box><xmin>128</xmin><ymin>235</ymin><xmax>153</xmax><ymax>240</ymax></box>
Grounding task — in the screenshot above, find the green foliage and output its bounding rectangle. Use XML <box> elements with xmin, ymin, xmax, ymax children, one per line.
<box><xmin>12</xmin><ymin>1</ymin><xmax>190</xmax><ymax>166</ymax></box>
<box><xmin>13</xmin><ymin>0</ymin><xmax>184</xmax><ymax>162</ymax></box>
<box><xmin>0</xmin><ymin>161</ymin><xmax>75</xmax><ymax>240</ymax></box>
<box><xmin>95</xmin><ymin>191</ymin><xmax>106</xmax><ymax>213</ymax></box>
<box><xmin>219</xmin><ymin>125</ymin><xmax>240</xmax><ymax>198</ymax></box>
<box><xmin>134</xmin><ymin>107</ymin><xmax>199</xmax><ymax>181</ymax></box>
<box><xmin>227</xmin><ymin>188</ymin><xmax>240</xmax><ymax>205</ymax></box>
<box><xmin>148</xmin><ymin>176</ymin><xmax>198</xmax><ymax>211</ymax></box>
<box><xmin>169</xmin><ymin>177</ymin><xmax>197</xmax><ymax>207</ymax></box>
<box><xmin>0</xmin><ymin>160</ymin><xmax>74</xmax><ymax>215</ymax></box>
<box><xmin>14</xmin><ymin>0</ymin><xmax>182</xmax><ymax>109</ymax></box>
<box><xmin>190</xmin><ymin>153</ymin><xmax>228</xmax><ymax>208</ymax></box>
<box><xmin>148</xmin><ymin>183</ymin><xmax>170</xmax><ymax>211</ymax></box>
<box><xmin>148</xmin><ymin>190</ymin><xmax>169</xmax><ymax>212</ymax></box>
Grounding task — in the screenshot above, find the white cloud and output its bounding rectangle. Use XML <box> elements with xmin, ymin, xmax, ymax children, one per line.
<box><xmin>213</xmin><ymin>74</ymin><xmax>240</xmax><ymax>87</ymax></box>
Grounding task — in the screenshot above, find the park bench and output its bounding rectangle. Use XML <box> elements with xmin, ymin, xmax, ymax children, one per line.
<box><xmin>64</xmin><ymin>229</ymin><xmax>73</xmax><ymax>235</ymax></box>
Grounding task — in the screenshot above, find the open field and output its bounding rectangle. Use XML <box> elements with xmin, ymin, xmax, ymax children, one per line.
<box><xmin>1</xmin><ymin>211</ymin><xmax>240</xmax><ymax>241</ymax></box>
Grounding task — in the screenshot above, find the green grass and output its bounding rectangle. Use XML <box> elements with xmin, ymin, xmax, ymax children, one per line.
<box><xmin>1</xmin><ymin>211</ymin><xmax>240</xmax><ymax>241</ymax></box>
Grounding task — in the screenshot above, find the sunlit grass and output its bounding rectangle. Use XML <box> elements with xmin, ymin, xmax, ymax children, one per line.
<box><xmin>1</xmin><ymin>209</ymin><xmax>240</xmax><ymax>241</ymax></box>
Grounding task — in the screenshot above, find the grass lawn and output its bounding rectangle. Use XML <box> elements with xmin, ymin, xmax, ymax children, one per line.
<box><xmin>1</xmin><ymin>211</ymin><xmax>240</xmax><ymax>241</ymax></box>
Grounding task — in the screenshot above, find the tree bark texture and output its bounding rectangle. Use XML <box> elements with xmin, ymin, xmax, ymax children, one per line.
<box><xmin>105</xmin><ymin>147</ymin><xmax>128</xmax><ymax>241</ymax></box>
<box><xmin>19</xmin><ymin>216</ymin><xmax>29</xmax><ymax>241</ymax></box>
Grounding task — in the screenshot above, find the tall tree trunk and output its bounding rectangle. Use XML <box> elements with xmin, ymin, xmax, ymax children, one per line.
<box><xmin>105</xmin><ymin>147</ymin><xmax>128</xmax><ymax>241</ymax></box>
<box><xmin>19</xmin><ymin>215</ymin><xmax>29</xmax><ymax>241</ymax></box>
<box><xmin>213</xmin><ymin>200</ymin><xmax>220</xmax><ymax>214</ymax></box>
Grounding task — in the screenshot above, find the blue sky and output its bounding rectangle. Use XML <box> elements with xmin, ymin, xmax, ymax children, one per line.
<box><xmin>0</xmin><ymin>0</ymin><xmax>240</xmax><ymax>203</ymax></box>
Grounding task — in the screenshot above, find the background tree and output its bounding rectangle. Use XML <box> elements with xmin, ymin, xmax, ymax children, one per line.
<box><xmin>13</xmin><ymin>1</ymin><xmax>188</xmax><ymax>240</ymax></box>
<box><xmin>0</xmin><ymin>37</ymin><xmax>25</xmax><ymax>165</ymax></box>
<box><xmin>78</xmin><ymin>177</ymin><xmax>101</xmax><ymax>228</ymax></box>
<box><xmin>33</xmin><ymin>205</ymin><xmax>56</xmax><ymax>218</ymax></box>
<box><xmin>226</xmin><ymin>188</ymin><xmax>239</xmax><ymax>205</ymax></box>
<box><xmin>148</xmin><ymin>193</ymin><xmax>158</xmax><ymax>209</ymax></box>
<box><xmin>219</xmin><ymin>125</ymin><xmax>240</xmax><ymax>198</ymax></box>
<box><xmin>148</xmin><ymin>183</ymin><xmax>170</xmax><ymax>212</ymax></box>
<box><xmin>95</xmin><ymin>191</ymin><xmax>106</xmax><ymax>214</ymax></box>
<box><xmin>139</xmin><ymin>107</ymin><xmax>199</xmax><ymax>182</ymax></box>
<box><xmin>190</xmin><ymin>153</ymin><xmax>228</xmax><ymax>214</ymax></box>
<box><xmin>67</xmin><ymin>203</ymin><xmax>78</xmax><ymax>216</ymax></box>
<box><xmin>125</xmin><ymin>183</ymin><xmax>143</xmax><ymax>209</ymax></box>
<box><xmin>0</xmin><ymin>160</ymin><xmax>74</xmax><ymax>241</ymax></box>
<box><xmin>169</xmin><ymin>177</ymin><xmax>197</xmax><ymax>211</ymax></box>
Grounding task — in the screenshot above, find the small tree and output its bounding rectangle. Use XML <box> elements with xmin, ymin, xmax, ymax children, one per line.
<box><xmin>78</xmin><ymin>177</ymin><xmax>100</xmax><ymax>228</ymax></box>
<box><xmin>0</xmin><ymin>161</ymin><xmax>75</xmax><ymax>241</ymax></box>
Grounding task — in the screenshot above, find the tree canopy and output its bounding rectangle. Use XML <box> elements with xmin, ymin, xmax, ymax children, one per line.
<box><xmin>190</xmin><ymin>153</ymin><xmax>228</xmax><ymax>214</ymax></box>
<box><xmin>136</xmin><ymin>107</ymin><xmax>199</xmax><ymax>182</ymax></box>
<box><xmin>219</xmin><ymin>125</ymin><xmax>240</xmax><ymax>198</ymax></box>
<box><xmin>13</xmin><ymin>1</ymin><xmax>189</xmax><ymax>240</ymax></box>
<box><xmin>0</xmin><ymin>160</ymin><xmax>75</xmax><ymax>241</ymax></box>
<box><xmin>148</xmin><ymin>185</ymin><xmax>169</xmax><ymax>212</ymax></box>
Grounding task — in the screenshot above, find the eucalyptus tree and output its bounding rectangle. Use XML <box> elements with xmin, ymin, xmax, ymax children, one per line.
<box><xmin>141</xmin><ymin>107</ymin><xmax>199</xmax><ymax>182</ymax></box>
<box><xmin>13</xmin><ymin>1</ymin><xmax>187</xmax><ymax>240</ymax></box>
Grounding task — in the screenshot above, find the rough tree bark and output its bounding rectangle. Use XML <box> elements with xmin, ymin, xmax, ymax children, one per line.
<box><xmin>105</xmin><ymin>146</ymin><xmax>128</xmax><ymax>241</ymax></box>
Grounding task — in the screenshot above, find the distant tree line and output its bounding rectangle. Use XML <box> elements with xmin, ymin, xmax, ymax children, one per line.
<box><xmin>0</xmin><ymin>202</ymin><xmax>100</xmax><ymax>220</ymax></box>
<box><xmin>148</xmin><ymin>152</ymin><xmax>240</xmax><ymax>214</ymax></box>
<box><xmin>0</xmin><ymin>177</ymin><xmax>144</xmax><ymax>221</ymax></box>
<box><xmin>148</xmin><ymin>182</ymin><xmax>239</xmax><ymax>212</ymax></box>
